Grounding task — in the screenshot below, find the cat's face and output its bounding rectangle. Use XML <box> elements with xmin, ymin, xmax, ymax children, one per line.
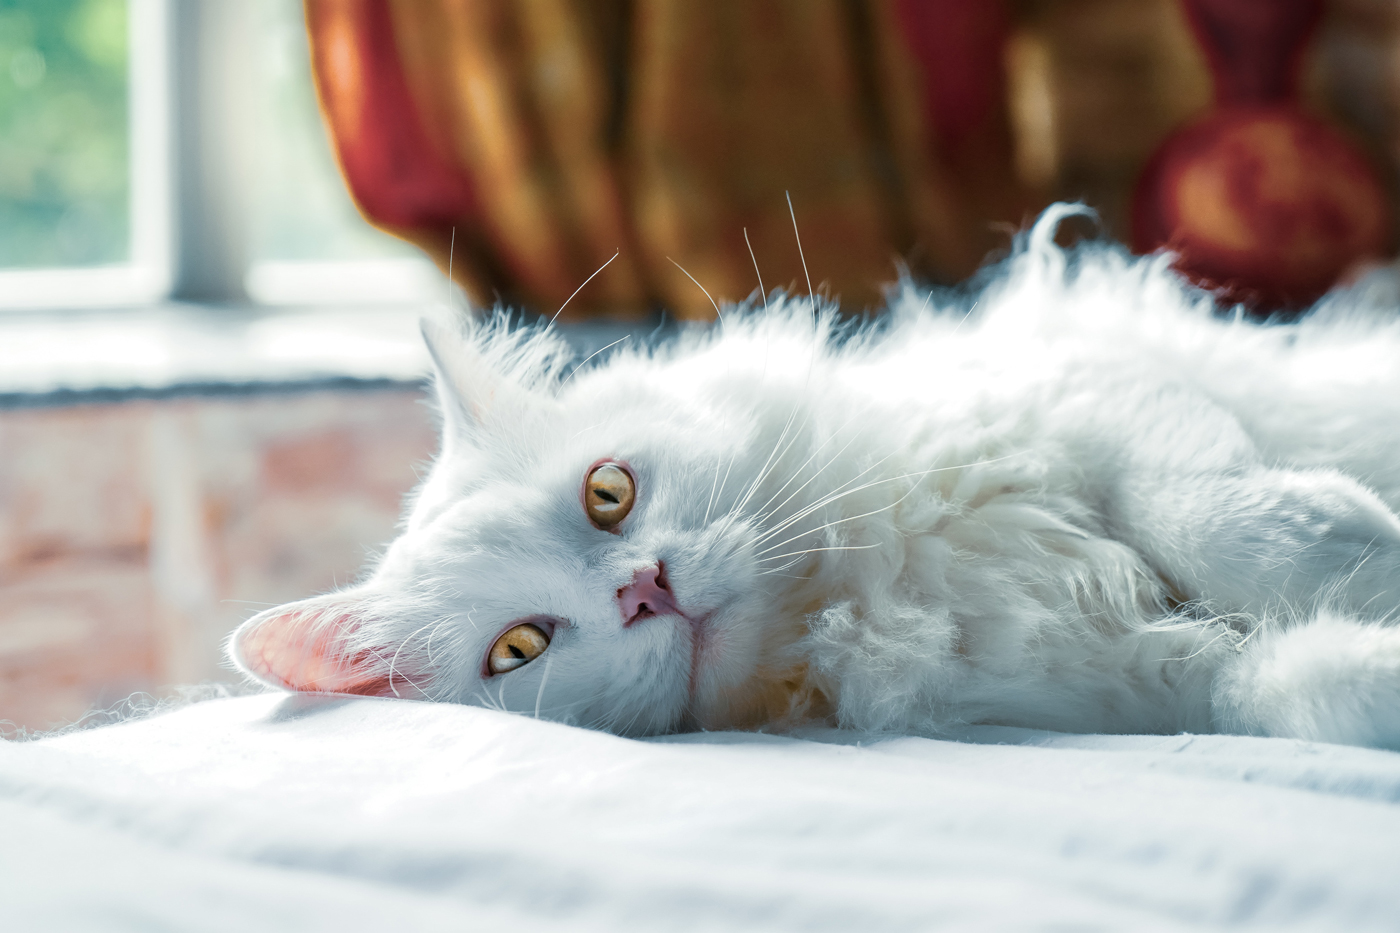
<box><xmin>230</xmin><ymin>319</ymin><xmax>809</xmax><ymax>734</ymax></box>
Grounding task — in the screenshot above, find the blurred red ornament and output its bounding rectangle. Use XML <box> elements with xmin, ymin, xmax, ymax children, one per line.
<box><xmin>1132</xmin><ymin>0</ymin><xmax>1392</xmax><ymax>311</ymax></box>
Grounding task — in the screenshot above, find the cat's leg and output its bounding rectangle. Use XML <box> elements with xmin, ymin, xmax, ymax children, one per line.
<box><xmin>1212</xmin><ymin>611</ymin><xmax>1400</xmax><ymax>749</ymax></box>
<box><xmin>1083</xmin><ymin>382</ymin><xmax>1400</xmax><ymax>620</ymax></box>
<box><xmin>1115</xmin><ymin>465</ymin><xmax>1400</xmax><ymax>622</ymax></box>
<box><xmin>1117</xmin><ymin>466</ymin><xmax>1400</xmax><ymax>748</ymax></box>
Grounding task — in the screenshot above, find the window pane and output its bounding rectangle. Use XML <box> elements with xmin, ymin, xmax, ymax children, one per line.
<box><xmin>0</xmin><ymin>0</ymin><xmax>128</xmax><ymax>268</ymax></box>
<box><xmin>250</xmin><ymin>0</ymin><xmax>415</xmax><ymax>264</ymax></box>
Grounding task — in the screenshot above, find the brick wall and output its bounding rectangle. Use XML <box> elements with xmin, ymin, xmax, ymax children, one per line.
<box><xmin>0</xmin><ymin>387</ymin><xmax>437</xmax><ymax>733</ymax></box>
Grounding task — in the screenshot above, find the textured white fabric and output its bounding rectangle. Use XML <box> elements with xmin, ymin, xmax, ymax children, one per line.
<box><xmin>4</xmin><ymin>694</ymin><xmax>1400</xmax><ymax>931</ymax></box>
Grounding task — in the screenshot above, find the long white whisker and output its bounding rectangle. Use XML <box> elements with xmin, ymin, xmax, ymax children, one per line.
<box><xmin>787</xmin><ymin>190</ymin><xmax>814</xmax><ymax>317</ymax></box>
<box><xmin>667</xmin><ymin>257</ymin><xmax>726</xmax><ymax>328</ymax></box>
<box><xmin>421</xmin><ymin>613</ymin><xmax>459</xmax><ymax>668</ymax></box>
<box><xmin>704</xmin><ymin>424</ymin><xmax>741</xmax><ymax>527</ymax></box>
<box><xmin>737</xmin><ymin>432</ymin><xmax>800</xmax><ymax>514</ymax></box>
<box><xmin>750</xmin><ymin>452</ymin><xmax>904</xmax><ymax>545</ymax></box>
<box><xmin>562</xmin><ymin>335</ymin><xmax>630</xmax><ymax>386</ymax></box>
<box><xmin>471</xmin><ymin>686</ymin><xmax>507</xmax><ymax>712</ymax></box>
<box><xmin>703</xmin><ymin>451</ymin><xmax>724</xmax><ymax>526</ymax></box>
<box><xmin>752</xmin><ymin>432</ymin><xmax>867</xmax><ymax>530</ymax></box>
<box><xmin>948</xmin><ymin>300</ymin><xmax>978</xmax><ymax>337</ymax></box>
<box><xmin>534</xmin><ymin>652</ymin><xmax>555</xmax><ymax>720</ymax></box>
<box><xmin>447</xmin><ymin>226</ymin><xmax>456</xmax><ymax>308</ymax></box>
<box><xmin>385</xmin><ymin>618</ymin><xmax>442</xmax><ymax>698</ymax></box>
<box><xmin>569</xmin><ymin>421</ymin><xmax>608</xmax><ymax>441</ymax></box>
<box><xmin>736</xmin><ymin>399</ymin><xmax>825</xmax><ymax>516</ymax></box>
<box><xmin>732</xmin><ymin>403</ymin><xmax>805</xmax><ymax>515</ymax></box>
<box><xmin>551</xmin><ymin>249</ymin><xmax>619</xmax><ymax>325</ymax></box>
<box><xmin>710</xmin><ymin>447</ymin><xmax>741</xmax><ymax>524</ymax></box>
<box><xmin>744</xmin><ymin>226</ymin><xmax>767</xmax><ymax>309</ymax></box>
<box><xmin>751</xmin><ymin>410</ymin><xmax>868</xmax><ymax>521</ymax></box>
<box><xmin>756</xmin><ymin>492</ymin><xmax>912</xmax><ymax>557</ymax></box>
<box><xmin>760</xmin><ymin>543</ymin><xmax>882</xmax><ymax>564</ymax></box>
<box><xmin>754</xmin><ymin>452</ymin><xmax>1026</xmax><ymax>548</ymax></box>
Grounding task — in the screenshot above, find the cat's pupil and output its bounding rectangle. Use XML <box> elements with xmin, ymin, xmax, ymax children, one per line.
<box><xmin>596</xmin><ymin>489</ymin><xmax>619</xmax><ymax>504</ymax></box>
<box><xmin>509</xmin><ymin>644</ymin><xmax>525</xmax><ymax>659</ymax></box>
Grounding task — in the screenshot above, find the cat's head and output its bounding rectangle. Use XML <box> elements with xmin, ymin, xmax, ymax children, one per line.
<box><xmin>228</xmin><ymin>313</ymin><xmax>818</xmax><ymax>734</ymax></box>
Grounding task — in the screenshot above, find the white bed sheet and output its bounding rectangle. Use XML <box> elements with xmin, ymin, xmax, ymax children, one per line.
<box><xmin>3</xmin><ymin>694</ymin><xmax>1399</xmax><ymax>931</ymax></box>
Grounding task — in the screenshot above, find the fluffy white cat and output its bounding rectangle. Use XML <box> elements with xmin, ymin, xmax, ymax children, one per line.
<box><xmin>230</xmin><ymin>206</ymin><xmax>1400</xmax><ymax>749</ymax></box>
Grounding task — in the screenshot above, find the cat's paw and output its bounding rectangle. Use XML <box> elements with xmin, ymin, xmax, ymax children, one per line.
<box><xmin>1212</xmin><ymin>611</ymin><xmax>1400</xmax><ymax>750</ymax></box>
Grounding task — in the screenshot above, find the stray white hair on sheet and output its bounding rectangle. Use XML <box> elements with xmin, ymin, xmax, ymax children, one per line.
<box><xmin>229</xmin><ymin>204</ymin><xmax>1400</xmax><ymax>748</ymax></box>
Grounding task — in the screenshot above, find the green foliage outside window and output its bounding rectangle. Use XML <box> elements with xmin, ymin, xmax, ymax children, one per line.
<box><xmin>0</xmin><ymin>0</ymin><xmax>128</xmax><ymax>269</ymax></box>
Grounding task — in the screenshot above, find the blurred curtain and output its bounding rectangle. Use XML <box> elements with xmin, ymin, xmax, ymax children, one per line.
<box><xmin>304</xmin><ymin>0</ymin><xmax>1027</xmax><ymax>319</ymax></box>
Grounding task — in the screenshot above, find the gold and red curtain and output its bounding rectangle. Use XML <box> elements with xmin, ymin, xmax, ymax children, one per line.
<box><xmin>304</xmin><ymin>0</ymin><xmax>1027</xmax><ymax>319</ymax></box>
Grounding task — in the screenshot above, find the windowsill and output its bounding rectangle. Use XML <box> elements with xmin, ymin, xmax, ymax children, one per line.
<box><xmin>0</xmin><ymin>304</ymin><xmax>645</xmax><ymax>409</ymax></box>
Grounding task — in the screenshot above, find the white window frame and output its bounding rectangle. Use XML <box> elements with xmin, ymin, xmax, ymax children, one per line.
<box><xmin>0</xmin><ymin>0</ymin><xmax>173</xmax><ymax>311</ymax></box>
<box><xmin>0</xmin><ymin>0</ymin><xmax>440</xmax><ymax>314</ymax></box>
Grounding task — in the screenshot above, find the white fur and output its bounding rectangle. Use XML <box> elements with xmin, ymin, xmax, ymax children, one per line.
<box><xmin>230</xmin><ymin>205</ymin><xmax>1400</xmax><ymax>748</ymax></box>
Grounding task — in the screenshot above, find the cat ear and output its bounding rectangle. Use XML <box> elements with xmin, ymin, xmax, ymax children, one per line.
<box><xmin>420</xmin><ymin>317</ymin><xmax>536</xmax><ymax>447</ymax></box>
<box><xmin>228</xmin><ymin>593</ymin><xmax>415</xmax><ymax>697</ymax></box>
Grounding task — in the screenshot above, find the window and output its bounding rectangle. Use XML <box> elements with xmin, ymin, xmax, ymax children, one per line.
<box><xmin>245</xmin><ymin>0</ymin><xmax>440</xmax><ymax>305</ymax></box>
<box><xmin>0</xmin><ymin>0</ymin><xmax>167</xmax><ymax>309</ymax></box>
<box><xmin>0</xmin><ymin>0</ymin><xmax>442</xmax><ymax>313</ymax></box>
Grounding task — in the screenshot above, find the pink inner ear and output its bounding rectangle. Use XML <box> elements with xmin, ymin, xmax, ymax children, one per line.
<box><xmin>236</xmin><ymin>606</ymin><xmax>398</xmax><ymax>697</ymax></box>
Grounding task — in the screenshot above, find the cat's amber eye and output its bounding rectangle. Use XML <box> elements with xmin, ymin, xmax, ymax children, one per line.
<box><xmin>584</xmin><ymin>462</ymin><xmax>635</xmax><ymax>529</ymax></box>
<box><xmin>488</xmin><ymin>623</ymin><xmax>551</xmax><ymax>675</ymax></box>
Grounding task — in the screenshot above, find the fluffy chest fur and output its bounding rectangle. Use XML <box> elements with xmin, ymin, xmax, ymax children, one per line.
<box><xmin>231</xmin><ymin>209</ymin><xmax>1400</xmax><ymax>749</ymax></box>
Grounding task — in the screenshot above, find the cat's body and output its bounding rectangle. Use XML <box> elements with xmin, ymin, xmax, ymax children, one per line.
<box><xmin>232</xmin><ymin>209</ymin><xmax>1400</xmax><ymax>748</ymax></box>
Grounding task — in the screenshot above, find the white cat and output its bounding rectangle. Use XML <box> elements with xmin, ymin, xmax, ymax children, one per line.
<box><xmin>230</xmin><ymin>206</ymin><xmax>1400</xmax><ymax>749</ymax></box>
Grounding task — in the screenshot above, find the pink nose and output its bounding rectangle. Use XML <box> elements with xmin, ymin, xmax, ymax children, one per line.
<box><xmin>617</xmin><ymin>563</ymin><xmax>680</xmax><ymax>626</ymax></box>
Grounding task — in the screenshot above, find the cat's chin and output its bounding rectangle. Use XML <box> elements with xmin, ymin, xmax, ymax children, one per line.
<box><xmin>686</xmin><ymin>654</ymin><xmax>833</xmax><ymax>733</ymax></box>
<box><xmin>675</xmin><ymin>602</ymin><xmax>824</xmax><ymax>732</ymax></box>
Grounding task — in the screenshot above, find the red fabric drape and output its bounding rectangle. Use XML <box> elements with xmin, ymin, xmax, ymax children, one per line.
<box><xmin>305</xmin><ymin>0</ymin><xmax>1024</xmax><ymax>319</ymax></box>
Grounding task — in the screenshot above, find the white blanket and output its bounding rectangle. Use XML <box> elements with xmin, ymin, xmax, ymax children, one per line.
<box><xmin>4</xmin><ymin>694</ymin><xmax>1399</xmax><ymax>931</ymax></box>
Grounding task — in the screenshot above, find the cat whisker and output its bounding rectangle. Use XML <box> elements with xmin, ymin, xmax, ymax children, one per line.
<box><xmin>750</xmin><ymin>412</ymin><xmax>868</xmax><ymax>523</ymax></box>
<box><xmin>755</xmin><ymin>481</ymin><xmax>927</xmax><ymax>558</ymax></box>
<box><xmin>744</xmin><ymin>226</ymin><xmax>767</xmax><ymax>309</ymax></box>
<box><xmin>562</xmin><ymin>335</ymin><xmax>630</xmax><ymax>387</ymax></box>
<box><xmin>471</xmin><ymin>684</ymin><xmax>508</xmax><ymax>713</ymax></box>
<box><xmin>786</xmin><ymin>190</ymin><xmax>815</xmax><ymax>319</ymax></box>
<box><xmin>613</xmin><ymin>704</ymin><xmax>649</xmax><ymax>737</ymax></box>
<box><xmin>381</xmin><ymin>618</ymin><xmax>442</xmax><ymax>699</ymax></box>
<box><xmin>752</xmin><ymin>453</ymin><xmax>1026</xmax><ymax>549</ymax></box>
<box><xmin>758</xmin><ymin>543</ymin><xmax>882</xmax><ymax>571</ymax></box>
<box><xmin>551</xmin><ymin>249</ymin><xmax>620</xmax><ymax>325</ymax></box>
<box><xmin>752</xmin><ymin>452</ymin><xmax>865</xmax><ymax>537</ymax></box>
<box><xmin>704</xmin><ymin>417</ymin><xmax>739</xmax><ymax>526</ymax></box>
<box><xmin>749</xmin><ymin>453</ymin><xmax>904</xmax><ymax>546</ymax></box>
<box><xmin>446</xmin><ymin>226</ymin><xmax>456</xmax><ymax>308</ymax></box>
<box><xmin>703</xmin><ymin>452</ymin><xmax>724</xmax><ymax>526</ymax></box>
<box><xmin>423</xmin><ymin>613</ymin><xmax>459</xmax><ymax>667</ymax></box>
<box><xmin>734</xmin><ymin>402</ymin><xmax>816</xmax><ymax>516</ymax></box>
<box><xmin>477</xmin><ymin>678</ymin><xmax>614</xmax><ymax>721</ymax></box>
<box><xmin>947</xmin><ymin>299</ymin><xmax>978</xmax><ymax>338</ymax></box>
<box><xmin>730</xmin><ymin>404</ymin><xmax>803</xmax><ymax>516</ymax></box>
<box><xmin>750</xmin><ymin>414</ymin><xmax>864</xmax><ymax>519</ymax></box>
<box><xmin>533</xmin><ymin>651</ymin><xmax>555</xmax><ymax>720</ymax></box>
<box><xmin>569</xmin><ymin>421</ymin><xmax>608</xmax><ymax>441</ymax></box>
<box><xmin>667</xmin><ymin>256</ymin><xmax>726</xmax><ymax>328</ymax></box>
<box><xmin>712</xmin><ymin>449</ymin><xmax>740</xmax><ymax>518</ymax></box>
